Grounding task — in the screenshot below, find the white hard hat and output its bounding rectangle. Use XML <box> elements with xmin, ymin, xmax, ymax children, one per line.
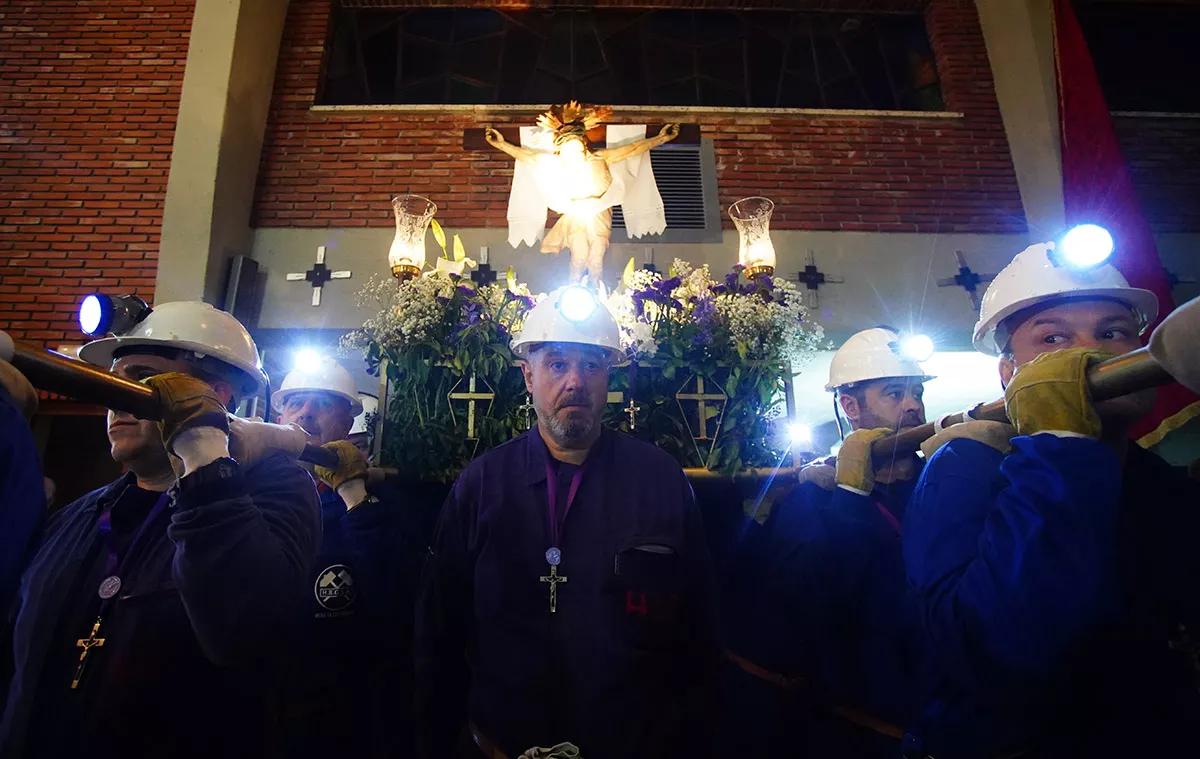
<box><xmin>511</xmin><ymin>286</ymin><xmax>622</xmax><ymax>360</ymax></box>
<box><xmin>825</xmin><ymin>328</ymin><xmax>934</xmax><ymax>392</ymax></box>
<box><xmin>78</xmin><ymin>301</ymin><xmax>266</xmax><ymax>397</ymax></box>
<box><xmin>973</xmin><ymin>242</ymin><xmax>1159</xmax><ymax>355</ymax></box>
<box><xmin>272</xmin><ymin>357</ymin><xmax>363</xmax><ymax>416</ymax></box>
<box><xmin>349</xmin><ymin>393</ymin><xmax>378</xmax><ymax>436</ymax></box>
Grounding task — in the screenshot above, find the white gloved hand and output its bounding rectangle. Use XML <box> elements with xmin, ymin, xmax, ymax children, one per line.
<box><xmin>173</xmin><ymin>426</ymin><xmax>232</xmax><ymax>476</ymax></box>
<box><xmin>227</xmin><ymin>415</ymin><xmax>309</xmax><ymax>468</ymax></box>
<box><xmin>920</xmin><ymin>420</ymin><xmax>1017</xmax><ymax>460</ymax></box>
<box><xmin>0</xmin><ymin>358</ymin><xmax>38</xmax><ymax>421</ymax></box>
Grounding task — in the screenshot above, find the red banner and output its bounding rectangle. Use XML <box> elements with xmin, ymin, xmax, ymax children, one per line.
<box><xmin>1052</xmin><ymin>0</ymin><xmax>1199</xmax><ymax>443</ymax></box>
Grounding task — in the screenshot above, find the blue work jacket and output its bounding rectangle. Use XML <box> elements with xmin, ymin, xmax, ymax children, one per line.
<box><xmin>904</xmin><ymin>435</ymin><xmax>1200</xmax><ymax>758</ymax></box>
<box><xmin>722</xmin><ymin>465</ymin><xmax>923</xmax><ymax>758</ymax></box>
<box><xmin>1</xmin><ymin>452</ymin><xmax>320</xmax><ymax>759</ymax></box>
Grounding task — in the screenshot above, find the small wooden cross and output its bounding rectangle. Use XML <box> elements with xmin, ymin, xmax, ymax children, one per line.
<box><xmin>676</xmin><ymin>375</ymin><xmax>726</xmax><ymax>441</ymax></box>
<box><xmin>448</xmin><ymin>373</ymin><xmax>495</xmax><ymax>439</ymax></box>
<box><xmin>793</xmin><ymin>251</ymin><xmax>844</xmax><ymax>307</ymax></box>
<box><xmin>72</xmin><ymin>617</ymin><xmax>106</xmax><ymax>689</ymax></box>
<box><xmin>286</xmin><ymin>246</ymin><xmax>352</xmax><ymax>307</ymax></box>
<box><xmin>624</xmin><ymin>397</ymin><xmax>642</xmax><ymax>430</ymax></box>
<box><xmin>539</xmin><ymin>564</ymin><xmax>568</xmax><ymax>613</ymax></box>
<box><xmin>937</xmin><ymin>251</ymin><xmax>996</xmax><ymax>311</ymax></box>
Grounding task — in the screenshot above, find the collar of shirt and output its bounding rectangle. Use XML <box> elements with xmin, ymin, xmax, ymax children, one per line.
<box><xmin>523</xmin><ymin>424</ymin><xmax>613</xmax><ymax>486</ymax></box>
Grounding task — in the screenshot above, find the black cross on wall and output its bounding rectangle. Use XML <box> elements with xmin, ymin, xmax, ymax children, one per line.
<box><xmin>936</xmin><ymin>251</ymin><xmax>995</xmax><ymax>311</ymax></box>
<box><xmin>286</xmin><ymin>246</ymin><xmax>352</xmax><ymax>307</ymax></box>
<box><xmin>792</xmin><ymin>251</ymin><xmax>844</xmax><ymax>307</ymax></box>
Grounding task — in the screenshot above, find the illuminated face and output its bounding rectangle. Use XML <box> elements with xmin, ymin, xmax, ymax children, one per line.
<box><xmin>840</xmin><ymin>377</ymin><xmax>926</xmax><ymax>432</ymax></box>
<box><xmin>557</xmin><ymin>137</ymin><xmax>587</xmax><ymax>164</ymax></box>
<box><xmin>277</xmin><ymin>390</ymin><xmax>354</xmax><ymax>446</ymax></box>
<box><xmin>999</xmin><ymin>298</ymin><xmax>1152</xmax><ymax>426</ymax></box>
<box><xmin>522</xmin><ymin>342</ymin><xmax>610</xmax><ymax>448</ymax></box>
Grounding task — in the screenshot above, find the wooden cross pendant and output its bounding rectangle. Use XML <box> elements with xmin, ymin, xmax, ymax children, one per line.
<box><xmin>72</xmin><ymin>617</ymin><xmax>106</xmax><ymax>689</ymax></box>
<box><xmin>539</xmin><ymin>564</ymin><xmax>567</xmax><ymax>613</ymax></box>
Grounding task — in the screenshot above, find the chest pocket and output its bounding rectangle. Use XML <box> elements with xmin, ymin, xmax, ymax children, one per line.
<box><xmin>611</xmin><ymin>542</ymin><xmax>684</xmax><ymax>651</ymax></box>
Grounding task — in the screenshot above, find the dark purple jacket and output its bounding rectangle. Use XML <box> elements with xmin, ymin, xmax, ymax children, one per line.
<box><xmin>415</xmin><ymin>426</ymin><xmax>722</xmax><ymax>759</ymax></box>
<box><xmin>0</xmin><ymin>452</ymin><xmax>321</xmax><ymax>759</ymax></box>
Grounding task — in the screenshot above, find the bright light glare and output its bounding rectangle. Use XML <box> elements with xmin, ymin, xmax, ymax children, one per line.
<box><xmin>788</xmin><ymin>423</ymin><xmax>812</xmax><ymax>445</ymax></box>
<box><xmin>559</xmin><ymin>286</ymin><xmax>598</xmax><ymax>323</ymax></box>
<box><xmin>901</xmin><ymin>334</ymin><xmax>935</xmax><ymax>362</ymax></box>
<box><xmin>1059</xmin><ymin>224</ymin><xmax>1114</xmax><ymax>269</ymax></box>
<box><xmin>293</xmin><ymin>348</ymin><xmax>323</xmax><ymax>373</ymax></box>
<box><xmin>79</xmin><ymin>295</ymin><xmax>104</xmax><ymax>336</ymax></box>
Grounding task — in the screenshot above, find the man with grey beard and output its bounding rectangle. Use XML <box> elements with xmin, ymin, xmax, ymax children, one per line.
<box><xmin>415</xmin><ymin>286</ymin><xmax>721</xmax><ymax>759</ymax></box>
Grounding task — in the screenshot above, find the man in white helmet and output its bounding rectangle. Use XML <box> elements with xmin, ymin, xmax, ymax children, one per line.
<box><xmin>272</xmin><ymin>357</ymin><xmax>428</xmax><ymax>759</ymax></box>
<box><xmin>0</xmin><ymin>301</ymin><xmax>321</xmax><ymax>759</ymax></box>
<box><xmin>721</xmin><ymin>327</ymin><xmax>932</xmax><ymax>758</ymax></box>
<box><xmin>902</xmin><ymin>242</ymin><xmax>1200</xmax><ymax>758</ymax></box>
<box><xmin>415</xmin><ymin>286</ymin><xmax>721</xmax><ymax>759</ymax></box>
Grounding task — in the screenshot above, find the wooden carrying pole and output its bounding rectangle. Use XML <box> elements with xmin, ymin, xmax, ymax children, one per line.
<box><xmin>7</xmin><ymin>339</ymin><xmax>339</xmax><ymax>469</ymax></box>
<box><xmin>870</xmin><ymin>347</ymin><xmax>1171</xmax><ymax>465</ymax></box>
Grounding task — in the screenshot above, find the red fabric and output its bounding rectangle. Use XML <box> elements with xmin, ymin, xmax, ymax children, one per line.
<box><xmin>1053</xmin><ymin>0</ymin><xmax>1198</xmax><ymax>441</ymax></box>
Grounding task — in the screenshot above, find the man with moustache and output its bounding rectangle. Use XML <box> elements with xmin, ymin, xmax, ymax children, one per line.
<box><xmin>902</xmin><ymin>242</ymin><xmax>1200</xmax><ymax>758</ymax></box>
<box><xmin>722</xmin><ymin>328</ymin><xmax>932</xmax><ymax>758</ymax></box>
<box><xmin>415</xmin><ymin>286</ymin><xmax>721</xmax><ymax>759</ymax></box>
<box><xmin>0</xmin><ymin>301</ymin><xmax>320</xmax><ymax>759</ymax></box>
<box><xmin>272</xmin><ymin>356</ymin><xmax>428</xmax><ymax>759</ymax></box>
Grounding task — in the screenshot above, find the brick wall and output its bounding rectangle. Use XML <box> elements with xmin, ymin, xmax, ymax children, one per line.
<box><xmin>254</xmin><ymin>0</ymin><xmax>1025</xmax><ymax>235</ymax></box>
<box><xmin>1115</xmin><ymin>116</ymin><xmax>1200</xmax><ymax>234</ymax></box>
<box><xmin>0</xmin><ymin>1</ymin><xmax>194</xmax><ymax>345</ymax></box>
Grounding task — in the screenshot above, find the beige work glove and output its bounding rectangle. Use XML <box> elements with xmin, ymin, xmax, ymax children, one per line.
<box><xmin>313</xmin><ymin>440</ymin><xmax>369</xmax><ymax>490</ymax></box>
<box><xmin>0</xmin><ymin>358</ymin><xmax>37</xmax><ymax>421</ymax></box>
<box><xmin>1004</xmin><ymin>347</ymin><xmax>1109</xmax><ymax>439</ymax></box>
<box><xmin>143</xmin><ymin>373</ymin><xmax>229</xmax><ymax>452</ymax></box>
<box><xmin>921</xmin><ymin>420</ymin><xmax>1017</xmax><ymax>459</ymax></box>
<box><xmin>835</xmin><ymin>428</ymin><xmax>893</xmax><ymax>495</ymax></box>
<box><xmin>227</xmin><ymin>415</ymin><xmax>309</xmax><ymax>468</ymax></box>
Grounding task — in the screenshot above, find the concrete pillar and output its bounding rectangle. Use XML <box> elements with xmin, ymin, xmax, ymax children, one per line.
<box><xmin>976</xmin><ymin>0</ymin><xmax>1065</xmax><ymax>239</ymax></box>
<box><xmin>156</xmin><ymin>0</ymin><xmax>291</xmax><ymax>304</ymax></box>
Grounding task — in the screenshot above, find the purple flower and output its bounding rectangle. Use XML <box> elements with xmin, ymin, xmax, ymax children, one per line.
<box><xmin>709</xmin><ymin>284</ymin><xmax>728</xmax><ymax>295</ymax></box>
<box><xmin>653</xmin><ymin>276</ymin><xmax>681</xmax><ymax>295</ymax></box>
<box><xmin>759</xmin><ymin>275</ymin><xmax>774</xmax><ymax>289</ymax></box>
<box><xmin>457</xmin><ymin>284</ymin><xmax>474</xmax><ymax>296</ymax></box>
<box><xmin>724</xmin><ymin>271</ymin><xmax>740</xmax><ymax>289</ymax></box>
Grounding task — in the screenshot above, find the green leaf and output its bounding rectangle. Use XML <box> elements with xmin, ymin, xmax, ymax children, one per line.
<box><xmin>506</xmin><ymin>266</ymin><xmax>518</xmax><ymax>293</ymax></box>
<box><xmin>453</xmin><ymin>234</ymin><xmax>466</xmax><ymax>262</ymax></box>
<box><xmin>623</xmin><ymin>256</ymin><xmax>636</xmax><ymax>287</ymax></box>
<box><xmin>430</xmin><ymin>218</ymin><xmax>447</xmax><ymax>254</ymax></box>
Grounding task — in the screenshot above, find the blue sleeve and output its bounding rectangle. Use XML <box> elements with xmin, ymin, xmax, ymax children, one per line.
<box><xmin>342</xmin><ymin>483</ymin><xmax>430</xmax><ymax>622</ymax></box>
<box><xmin>167</xmin><ymin>453</ymin><xmax>321</xmax><ymax>667</ymax></box>
<box><xmin>904</xmin><ymin>435</ymin><xmax>1123</xmax><ymax>686</ymax></box>
<box><xmin>0</xmin><ymin>387</ymin><xmax>45</xmax><ymax>619</ymax></box>
<box><xmin>414</xmin><ymin>475</ymin><xmax>475</xmax><ymax>759</ymax></box>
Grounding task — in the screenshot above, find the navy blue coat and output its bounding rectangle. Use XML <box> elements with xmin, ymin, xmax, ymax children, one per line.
<box><xmin>904</xmin><ymin>435</ymin><xmax>1200</xmax><ymax>758</ymax></box>
<box><xmin>722</xmin><ymin>468</ymin><xmax>922</xmax><ymax>758</ymax></box>
<box><xmin>0</xmin><ymin>387</ymin><xmax>45</xmax><ymax>620</ymax></box>
<box><xmin>415</xmin><ymin>427</ymin><xmax>722</xmax><ymax>759</ymax></box>
<box><xmin>276</xmin><ymin>479</ymin><xmax>434</xmax><ymax>759</ymax></box>
<box><xmin>0</xmin><ymin>452</ymin><xmax>321</xmax><ymax>759</ymax></box>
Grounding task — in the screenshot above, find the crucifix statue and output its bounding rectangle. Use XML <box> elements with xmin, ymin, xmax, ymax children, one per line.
<box><xmin>484</xmin><ymin>102</ymin><xmax>680</xmax><ymax>284</ymax></box>
<box><xmin>287</xmin><ymin>245</ymin><xmax>352</xmax><ymax>307</ymax></box>
<box><xmin>936</xmin><ymin>251</ymin><xmax>996</xmax><ymax>311</ymax></box>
